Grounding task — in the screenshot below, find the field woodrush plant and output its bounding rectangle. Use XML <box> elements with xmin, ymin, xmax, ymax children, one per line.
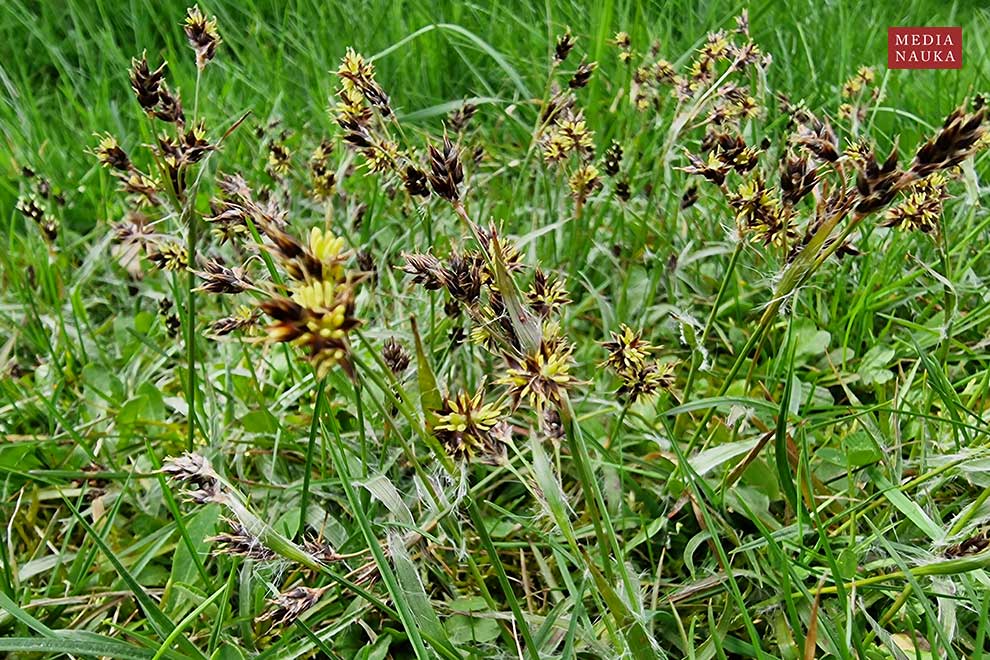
<box><xmin>4</xmin><ymin>2</ymin><xmax>990</xmax><ymax>659</ymax></box>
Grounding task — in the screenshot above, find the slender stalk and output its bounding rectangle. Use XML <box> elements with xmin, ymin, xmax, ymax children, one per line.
<box><xmin>298</xmin><ymin>377</ymin><xmax>327</xmax><ymax>540</ymax></box>
<box><xmin>935</xmin><ymin>224</ymin><xmax>956</xmax><ymax>369</ymax></box>
<box><xmin>185</xmin><ymin>68</ymin><xmax>203</xmax><ymax>453</ymax></box>
<box><xmin>560</xmin><ymin>395</ymin><xmax>639</xmax><ymax>613</ymax></box>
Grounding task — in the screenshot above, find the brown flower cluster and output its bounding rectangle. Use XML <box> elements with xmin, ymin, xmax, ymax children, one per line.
<box><xmin>602</xmin><ymin>325</ymin><xmax>676</xmax><ymax>403</ymax></box>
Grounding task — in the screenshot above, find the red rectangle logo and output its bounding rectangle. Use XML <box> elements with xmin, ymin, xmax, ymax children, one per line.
<box><xmin>888</xmin><ymin>27</ymin><xmax>962</xmax><ymax>69</ymax></box>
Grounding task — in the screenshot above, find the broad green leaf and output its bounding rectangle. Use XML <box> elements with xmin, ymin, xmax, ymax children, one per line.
<box><xmin>388</xmin><ymin>534</ymin><xmax>453</xmax><ymax>652</ymax></box>
<box><xmin>167</xmin><ymin>504</ymin><xmax>220</xmax><ymax>610</ymax></box>
<box><xmin>858</xmin><ymin>346</ymin><xmax>895</xmax><ymax>386</ymax></box>
<box><xmin>843</xmin><ymin>432</ymin><xmax>882</xmax><ymax>468</ymax></box>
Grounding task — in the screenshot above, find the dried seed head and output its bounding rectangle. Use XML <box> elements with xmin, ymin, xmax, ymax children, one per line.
<box><xmin>427</xmin><ymin>134</ymin><xmax>464</xmax><ymax>202</ymax></box>
<box><xmin>680</xmin><ymin>185</ymin><xmax>699</xmax><ymax>209</ymax></box>
<box><xmin>205</xmin><ymin>199</ymin><xmax>249</xmax><ymax>244</ymax></box>
<box><xmin>541</xmin><ymin>84</ymin><xmax>575</xmax><ymax>124</ymax></box>
<box><xmin>208</xmin><ymin>520</ymin><xmax>276</xmax><ymax>561</ymax></box>
<box><xmin>554</xmin><ymin>28</ymin><xmax>576</xmax><ymax>62</ymax></box>
<box><xmin>853</xmin><ymin>142</ymin><xmax>902</xmax><ymax>213</ymax></box>
<box><xmin>779</xmin><ymin>154</ymin><xmax>818</xmax><ymax>206</ymax></box>
<box><xmin>209</xmin><ymin>306</ymin><xmax>260</xmax><ymax>337</ymax></box>
<box><xmin>912</xmin><ymin>105</ymin><xmax>986</xmax><ymax>178</ymax></box>
<box><xmin>355</xmin><ymin>250</ymin><xmax>376</xmax><ymax>284</ymax></box>
<box><xmin>95</xmin><ymin>134</ymin><xmax>131</xmax><ymax>171</ymax></box>
<box><xmin>401</xmin><ymin>252</ymin><xmax>446</xmax><ymax>290</ymax></box>
<box><xmin>154</xmin><ymin>83</ymin><xmax>185</xmax><ymax>124</ymax></box>
<box><xmin>161</xmin><ymin>452</ymin><xmax>218</xmax><ymax>487</ymax></box>
<box><xmin>735</xmin><ymin>9</ymin><xmax>750</xmax><ymax>36</ymax></box>
<box><xmin>449</xmin><ymin>102</ymin><xmax>477</xmax><ymax>132</ymax></box>
<box><xmin>612</xmin><ymin>31</ymin><xmax>631</xmax><ymax>49</ymax></box>
<box><xmin>603</xmin><ymin>141</ymin><xmax>623</xmax><ymax>176</ymax></box>
<box><xmin>795</xmin><ymin>120</ymin><xmax>840</xmax><ymax>163</ymax></box>
<box><xmin>129</xmin><ymin>54</ymin><xmax>167</xmax><ymax>111</ymax></box>
<box><xmin>943</xmin><ymin>529</ymin><xmax>990</xmax><ymax>558</ymax></box>
<box><xmin>184</xmin><ymin>5</ymin><xmax>222</xmax><ymax>70</ymax></box>
<box><xmin>568</xmin><ymin>59</ymin><xmax>597</xmax><ymax>89</ymax></box>
<box><xmin>443</xmin><ymin>251</ymin><xmax>485</xmax><ymax>305</ymax></box>
<box><xmin>193</xmin><ymin>258</ymin><xmax>253</xmax><ymax>294</ymax></box>
<box><xmin>259</xmin><ymin>586</ymin><xmax>329</xmax><ymax>627</ymax></box>
<box><xmin>402</xmin><ymin>165</ymin><xmax>430</xmax><ymax>197</ymax></box>
<box><xmin>382</xmin><ymin>337</ymin><xmax>410</xmax><ymax>374</ymax></box>
<box><xmin>217</xmin><ymin>172</ymin><xmax>252</xmax><ymax>200</ymax></box>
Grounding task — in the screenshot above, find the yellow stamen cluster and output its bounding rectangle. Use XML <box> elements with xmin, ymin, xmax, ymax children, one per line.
<box><xmin>184</xmin><ymin>5</ymin><xmax>221</xmax><ymax>70</ymax></box>
<box><xmin>602</xmin><ymin>324</ymin><xmax>656</xmax><ymax>374</ymax></box>
<box><xmin>842</xmin><ymin>66</ymin><xmax>875</xmax><ymax>98</ymax></box>
<box><xmin>542</xmin><ymin>111</ymin><xmax>595</xmax><ymax>164</ymax></box>
<box><xmin>310</xmin><ymin>140</ymin><xmax>336</xmax><ymax>200</ymax></box>
<box><xmin>434</xmin><ymin>388</ymin><xmax>507</xmax><ymax>462</ymax></box>
<box><xmin>882</xmin><ymin>174</ymin><xmax>948</xmax><ymax>234</ymax></box>
<box><xmin>568</xmin><ymin>164</ymin><xmax>601</xmax><ymax>202</ymax></box>
<box><xmin>601</xmin><ymin>325</ymin><xmax>675</xmax><ymax>403</ymax></box>
<box><xmin>336</xmin><ymin>48</ymin><xmax>376</xmax><ymax>92</ymax></box>
<box><xmin>260</xmin><ymin>225</ymin><xmax>358</xmax><ymax>377</ymax></box>
<box><xmin>499</xmin><ymin>338</ymin><xmax>575</xmax><ymax>410</ymax></box>
<box><xmin>728</xmin><ymin>176</ymin><xmax>796</xmax><ymax>247</ymax></box>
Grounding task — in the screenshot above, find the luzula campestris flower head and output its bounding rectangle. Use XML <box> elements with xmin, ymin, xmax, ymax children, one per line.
<box><xmin>434</xmin><ymin>387</ymin><xmax>507</xmax><ymax>462</ymax></box>
<box><xmin>602</xmin><ymin>324</ymin><xmax>656</xmax><ymax>375</ymax></box>
<box><xmin>882</xmin><ymin>173</ymin><xmax>948</xmax><ymax>234</ymax></box>
<box><xmin>258</xmin><ymin>586</ymin><xmax>329</xmax><ymax>627</ymax></box>
<box><xmin>499</xmin><ymin>336</ymin><xmax>575</xmax><ymax>410</ymax></box>
<box><xmin>602</xmin><ymin>326</ymin><xmax>677</xmax><ymax>403</ymax></box>
<box><xmin>95</xmin><ymin>134</ymin><xmax>131</xmax><ymax>172</ymax></box>
<box><xmin>256</xmin><ymin>223</ymin><xmax>360</xmax><ymax>377</ymax></box>
<box><xmin>184</xmin><ymin>5</ymin><xmax>221</xmax><ymax>70</ymax></box>
<box><xmin>427</xmin><ymin>133</ymin><xmax>464</xmax><ymax>202</ymax></box>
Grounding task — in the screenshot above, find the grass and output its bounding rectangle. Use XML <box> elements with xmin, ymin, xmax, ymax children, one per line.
<box><xmin>2</xmin><ymin>0</ymin><xmax>990</xmax><ymax>658</ymax></box>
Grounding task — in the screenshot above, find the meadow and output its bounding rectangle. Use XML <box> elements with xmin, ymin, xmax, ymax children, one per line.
<box><xmin>2</xmin><ymin>0</ymin><xmax>990</xmax><ymax>658</ymax></box>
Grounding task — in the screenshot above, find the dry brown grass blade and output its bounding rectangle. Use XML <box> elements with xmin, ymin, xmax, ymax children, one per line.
<box><xmin>803</xmin><ymin>578</ymin><xmax>826</xmax><ymax>660</ymax></box>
